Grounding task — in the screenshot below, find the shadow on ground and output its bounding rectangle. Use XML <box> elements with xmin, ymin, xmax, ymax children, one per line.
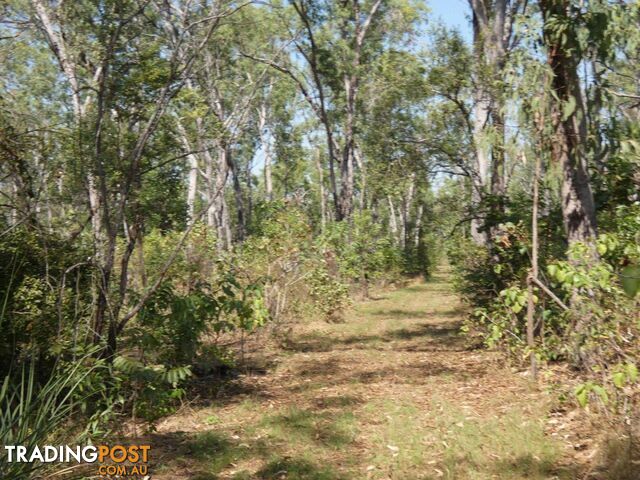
<box><xmin>283</xmin><ymin>320</ymin><xmax>465</xmax><ymax>353</ymax></box>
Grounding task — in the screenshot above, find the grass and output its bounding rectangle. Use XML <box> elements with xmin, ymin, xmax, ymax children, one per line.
<box><xmin>148</xmin><ymin>270</ymin><xmax>580</xmax><ymax>479</ymax></box>
<box><xmin>260</xmin><ymin>407</ymin><xmax>357</xmax><ymax>450</ymax></box>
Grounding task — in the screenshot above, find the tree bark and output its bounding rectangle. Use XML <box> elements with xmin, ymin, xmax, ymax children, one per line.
<box><xmin>258</xmin><ymin>99</ymin><xmax>274</xmax><ymax>201</ymax></box>
<box><xmin>526</xmin><ymin>151</ymin><xmax>541</xmax><ymax>380</ymax></box>
<box><xmin>540</xmin><ymin>0</ymin><xmax>597</xmax><ymax>247</ymax></box>
<box><xmin>468</xmin><ymin>0</ymin><xmax>521</xmax><ymax>245</ymax></box>
<box><xmin>387</xmin><ymin>195</ymin><xmax>399</xmax><ymax>245</ymax></box>
<box><xmin>315</xmin><ymin>148</ymin><xmax>327</xmax><ymax>232</ymax></box>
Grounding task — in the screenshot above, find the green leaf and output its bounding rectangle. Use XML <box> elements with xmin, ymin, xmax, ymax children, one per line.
<box><xmin>621</xmin><ymin>265</ymin><xmax>640</xmax><ymax>298</ymax></box>
<box><xmin>592</xmin><ymin>385</ymin><xmax>608</xmax><ymax>404</ymax></box>
<box><xmin>612</xmin><ymin>372</ymin><xmax>625</xmax><ymax>389</ymax></box>
<box><xmin>575</xmin><ymin>384</ymin><xmax>588</xmax><ymax>408</ymax></box>
<box><xmin>562</xmin><ymin>95</ymin><xmax>577</xmax><ymax>121</ymax></box>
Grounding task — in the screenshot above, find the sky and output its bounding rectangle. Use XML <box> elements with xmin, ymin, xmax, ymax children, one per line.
<box><xmin>427</xmin><ymin>0</ymin><xmax>472</xmax><ymax>42</ymax></box>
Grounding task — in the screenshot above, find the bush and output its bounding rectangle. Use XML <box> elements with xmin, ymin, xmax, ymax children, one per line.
<box><xmin>0</xmin><ymin>359</ymin><xmax>98</xmax><ymax>480</ymax></box>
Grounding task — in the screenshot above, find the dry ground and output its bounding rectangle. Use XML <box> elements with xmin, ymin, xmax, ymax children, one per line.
<box><xmin>141</xmin><ymin>268</ymin><xmax>600</xmax><ymax>480</ymax></box>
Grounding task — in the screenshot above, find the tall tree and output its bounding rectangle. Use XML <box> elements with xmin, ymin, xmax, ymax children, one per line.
<box><xmin>539</xmin><ymin>0</ymin><xmax>597</xmax><ymax>247</ymax></box>
<box><xmin>29</xmin><ymin>0</ymin><xmax>227</xmax><ymax>356</ymax></box>
<box><xmin>467</xmin><ymin>0</ymin><xmax>524</xmax><ymax>244</ymax></box>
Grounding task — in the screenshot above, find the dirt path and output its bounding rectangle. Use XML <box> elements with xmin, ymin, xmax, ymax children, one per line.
<box><xmin>149</xmin><ymin>269</ymin><xmax>586</xmax><ymax>480</ymax></box>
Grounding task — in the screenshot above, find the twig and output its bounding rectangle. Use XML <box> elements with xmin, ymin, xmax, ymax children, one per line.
<box><xmin>530</xmin><ymin>276</ymin><xmax>569</xmax><ymax>312</ymax></box>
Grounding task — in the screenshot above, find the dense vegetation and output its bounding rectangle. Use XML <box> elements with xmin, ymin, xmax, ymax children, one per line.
<box><xmin>0</xmin><ymin>0</ymin><xmax>638</xmax><ymax>478</ymax></box>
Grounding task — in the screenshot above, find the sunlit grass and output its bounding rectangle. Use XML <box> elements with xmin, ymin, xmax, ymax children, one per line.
<box><xmin>151</xmin><ymin>272</ymin><xmax>576</xmax><ymax>480</ymax></box>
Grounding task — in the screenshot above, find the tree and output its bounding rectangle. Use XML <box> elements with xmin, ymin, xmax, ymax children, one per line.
<box><xmin>467</xmin><ymin>0</ymin><xmax>525</xmax><ymax>245</ymax></box>
<box><xmin>29</xmin><ymin>0</ymin><xmax>228</xmax><ymax>356</ymax></box>
<box><xmin>539</xmin><ymin>0</ymin><xmax>597</xmax><ymax>248</ymax></box>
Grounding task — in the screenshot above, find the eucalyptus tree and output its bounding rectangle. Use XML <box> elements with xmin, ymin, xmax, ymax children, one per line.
<box><xmin>538</xmin><ymin>0</ymin><xmax>599</xmax><ymax>249</ymax></box>
<box><xmin>466</xmin><ymin>0</ymin><xmax>527</xmax><ymax>245</ymax></box>
<box><xmin>360</xmin><ymin>48</ymin><xmax>430</xmax><ymax>249</ymax></box>
<box><xmin>174</xmin><ymin>4</ymin><xmax>289</xmax><ymax>248</ymax></box>
<box><xmin>259</xmin><ymin>0</ymin><xmax>426</xmax><ymax>222</ymax></box>
<box><xmin>24</xmin><ymin>0</ymin><xmax>234</xmax><ymax>356</ymax></box>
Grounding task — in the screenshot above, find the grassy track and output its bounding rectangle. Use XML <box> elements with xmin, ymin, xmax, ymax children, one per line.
<box><xmin>148</xmin><ymin>269</ymin><xmax>582</xmax><ymax>479</ymax></box>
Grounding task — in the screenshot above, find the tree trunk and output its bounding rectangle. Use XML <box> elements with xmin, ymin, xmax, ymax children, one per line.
<box><xmin>414</xmin><ymin>204</ymin><xmax>424</xmax><ymax>249</ymax></box>
<box><xmin>540</xmin><ymin>0</ymin><xmax>597</xmax><ymax>247</ymax></box>
<box><xmin>176</xmin><ymin>120</ymin><xmax>199</xmax><ymax>225</ymax></box>
<box><xmin>338</xmin><ymin>74</ymin><xmax>356</xmax><ymax>221</ymax></box>
<box><xmin>354</xmin><ymin>144</ymin><xmax>367</xmax><ymax>211</ymax></box>
<box><xmin>387</xmin><ymin>195</ymin><xmax>399</xmax><ymax>245</ymax></box>
<box><xmin>468</xmin><ymin>0</ymin><xmax>518</xmax><ymax>246</ymax></box>
<box><xmin>226</xmin><ymin>148</ymin><xmax>246</xmax><ymax>241</ymax></box>
<box><xmin>258</xmin><ymin>99</ymin><xmax>274</xmax><ymax>201</ymax></box>
<box><xmin>315</xmin><ymin>148</ymin><xmax>327</xmax><ymax>232</ymax></box>
<box><xmin>401</xmin><ymin>174</ymin><xmax>415</xmax><ymax>251</ymax></box>
<box><xmin>213</xmin><ymin>145</ymin><xmax>231</xmax><ymax>250</ymax></box>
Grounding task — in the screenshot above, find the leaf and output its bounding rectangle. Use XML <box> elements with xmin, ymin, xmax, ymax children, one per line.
<box><xmin>621</xmin><ymin>265</ymin><xmax>640</xmax><ymax>298</ymax></box>
<box><xmin>592</xmin><ymin>385</ymin><xmax>608</xmax><ymax>404</ymax></box>
<box><xmin>562</xmin><ymin>95</ymin><xmax>577</xmax><ymax>121</ymax></box>
<box><xmin>575</xmin><ymin>384</ymin><xmax>588</xmax><ymax>408</ymax></box>
<box><xmin>612</xmin><ymin>372</ymin><xmax>625</xmax><ymax>389</ymax></box>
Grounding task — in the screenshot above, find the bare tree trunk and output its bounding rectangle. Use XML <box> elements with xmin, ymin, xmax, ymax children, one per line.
<box><xmin>491</xmin><ymin>108</ymin><xmax>506</xmax><ymax>197</ymax></box>
<box><xmin>226</xmin><ymin>148</ymin><xmax>246</xmax><ymax>241</ymax></box>
<box><xmin>470</xmin><ymin>93</ymin><xmax>491</xmax><ymax>246</ymax></box>
<box><xmin>526</xmin><ymin>151</ymin><xmax>540</xmax><ymax>380</ymax></box>
<box><xmin>540</xmin><ymin>0</ymin><xmax>597</xmax><ymax>248</ymax></box>
<box><xmin>339</xmin><ymin>75</ymin><xmax>356</xmax><ymax>220</ymax></box>
<box><xmin>388</xmin><ymin>195</ymin><xmax>399</xmax><ymax>245</ymax></box>
<box><xmin>205</xmin><ymin>152</ymin><xmax>216</xmax><ymax>228</ymax></box>
<box><xmin>176</xmin><ymin>120</ymin><xmax>199</xmax><ymax>225</ymax></box>
<box><xmin>401</xmin><ymin>174</ymin><xmax>415</xmax><ymax>251</ymax></box>
<box><xmin>213</xmin><ymin>145</ymin><xmax>230</xmax><ymax>250</ymax></box>
<box><xmin>540</xmin><ymin>0</ymin><xmax>598</xmax><ymax>368</ymax></box>
<box><xmin>32</xmin><ymin>0</ymin><xmax>108</xmax><ymax>343</ymax></box>
<box><xmin>221</xmin><ymin>194</ymin><xmax>232</xmax><ymax>250</ymax></box>
<box><xmin>258</xmin><ymin>96</ymin><xmax>273</xmax><ymax>201</ymax></box>
<box><xmin>467</xmin><ymin>0</ymin><xmax>522</xmax><ymax>245</ymax></box>
<box><xmin>414</xmin><ymin>204</ymin><xmax>424</xmax><ymax>249</ymax></box>
<box><xmin>315</xmin><ymin>148</ymin><xmax>327</xmax><ymax>232</ymax></box>
<box><xmin>354</xmin><ymin>144</ymin><xmax>367</xmax><ymax>211</ymax></box>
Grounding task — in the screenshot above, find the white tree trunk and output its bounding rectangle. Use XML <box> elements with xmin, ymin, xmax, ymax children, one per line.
<box><xmin>176</xmin><ymin>120</ymin><xmax>199</xmax><ymax>225</ymax></box>
<box><xmin>414</xmin><ymin>204</ymin><xmax>424</xmax><ymax>249</ymax></box>
<box><xmin>315</xmin><ymin>148</ymin><xmax>327</xmax><ymax>232</ymax></box>
<box><xmin>258</xmin><ymin>90</ymin><xmax>273</xmax><ymax>202</ymax></box>
<box><xmin>387</xmin><ymin>195</ymin><xmax>399</xmax><ymax>245</ymax></box>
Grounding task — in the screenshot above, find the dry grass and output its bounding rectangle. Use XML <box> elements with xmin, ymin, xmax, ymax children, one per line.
<box><xmin>137</xmin><ymin>268</ymin><xmax>594</xmax><ymax>479</ymax></box>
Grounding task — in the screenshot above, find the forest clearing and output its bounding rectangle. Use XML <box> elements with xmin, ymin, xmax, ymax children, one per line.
<box><xmin>1</xmin><ymin>0</ymin><xmax>639</xmax><ymax>479</ymax></box>
<box><xmin>145</xmin><ymin>269</ymin><xmax>602</xmax><ymax>480</ymax></box>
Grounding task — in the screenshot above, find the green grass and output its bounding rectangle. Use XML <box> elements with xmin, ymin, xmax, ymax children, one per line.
<box><xmin>358</xmin><ymin>397</ymin><xmax>572</xmax><ymax>480</ymax></box>
<box><xmin>150</xmin><ymin>272</ymin><xmax>580</xmax><ymax>479</ymax></box>
<box><xmin>260</xmin><ymin>407</ymin><xmax>358</xmax><ymax>450</ymax></box>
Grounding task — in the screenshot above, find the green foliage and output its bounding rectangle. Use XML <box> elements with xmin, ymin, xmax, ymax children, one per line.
<box><xmin>134</xmin><ymin>273</ymin><xmax>268</xmax><ymax>367</ymax></box>
<box><xmin>0</xmin><ymin>359</ymin><xmax>97</xmax><ymax>480</ymax></box>
<box><xmin>307</xmin><ymin>259</ymin><xmax>351</xmax><ymax>322</ymax></box>
<box><xmin>320</xmin><ymin>211</ymin><xmax>403</xmax><ymax>286</ymax></box>
<box><xmin>111</xmin><ymin>356</ymin><xmax>191</xmax><ymax>424</ymax></box>
<box><xmin>0</xmin><ymin>227</ymin><xmax>92</xmax><ymax>376</ymax></box>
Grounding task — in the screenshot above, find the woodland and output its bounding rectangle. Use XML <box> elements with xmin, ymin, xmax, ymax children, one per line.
<box><xmin>0</xmin><ymin>0</ymin><xmax>639</xmax><ymax>479</ymax></box>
